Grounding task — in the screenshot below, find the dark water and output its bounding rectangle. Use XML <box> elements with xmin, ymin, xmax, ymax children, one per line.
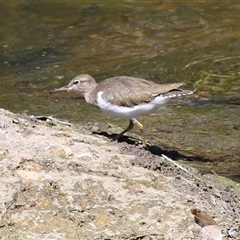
<box><xmin>0</xmin><ymin>1</ymin><xmax>239</xmax><ymax>181</ymax></box>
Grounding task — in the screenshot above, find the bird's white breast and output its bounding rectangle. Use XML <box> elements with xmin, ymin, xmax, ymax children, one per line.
<box><xmin>97</xmin><ymin>91</ymin><xmax>170</xmax><ymax>119</ymax></box>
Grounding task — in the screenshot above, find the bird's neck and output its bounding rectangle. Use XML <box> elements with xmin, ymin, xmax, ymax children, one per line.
<box><xmin>84</xmin><ymin>83</ymin><xmax>98</xmax><ymax>106</ymax></box>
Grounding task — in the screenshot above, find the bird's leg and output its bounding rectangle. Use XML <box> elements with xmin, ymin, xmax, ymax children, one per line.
<box><xmin>132</xmin><ymin>118</ymin><xmax>147</xmax><ymax>148</ymax></box>
<box><xmin>114</xmin><ymin>120</ymin><xmax>134</xmax><ymax>140</ymax></box>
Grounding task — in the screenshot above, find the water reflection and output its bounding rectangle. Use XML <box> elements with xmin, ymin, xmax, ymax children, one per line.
<box><xmin>0</xmin><ymin>1</ymin><xmax>239</xmax><ymax>181</ymax></box>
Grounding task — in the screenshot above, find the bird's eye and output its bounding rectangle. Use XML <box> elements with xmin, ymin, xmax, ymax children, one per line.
<box><xmin>73</xmin><ymin>80</ymin><xmax>79</xmax><ymax>85</ymax></box>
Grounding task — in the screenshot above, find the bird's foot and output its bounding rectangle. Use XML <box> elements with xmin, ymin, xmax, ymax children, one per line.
<box><xmin>142</xmin><ymin>140</ymin><xmax>151</xmax><ymax>149</ymax></box>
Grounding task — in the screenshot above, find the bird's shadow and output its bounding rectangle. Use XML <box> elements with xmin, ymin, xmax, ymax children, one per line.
<box><xmin>92</xmin><ymin>131</ymin><xmax>207</xmax><ymax>162</ymax></box>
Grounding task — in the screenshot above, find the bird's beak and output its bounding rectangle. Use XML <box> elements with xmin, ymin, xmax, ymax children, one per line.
<box><xmin>50</xmin><ymin>85</ymin><xmax>70</xmax><ymax>93</ymax></box>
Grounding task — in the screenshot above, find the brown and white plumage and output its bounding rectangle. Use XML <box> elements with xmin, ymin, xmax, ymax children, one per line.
<box><xmin>51</xmin><ymin>74</ymin><xmax>193</xmax><ymax>147</ymax></box>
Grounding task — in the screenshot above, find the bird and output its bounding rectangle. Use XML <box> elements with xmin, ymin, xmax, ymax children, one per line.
<box><xmin>51</xmin><ymin>74</ymin><xmax>193</xmax><ymax>147</ymax></box>
<box><xmin>191</xmin><ymin>208</ymin><xmax>222</xmax><ymax>240</ymax></box>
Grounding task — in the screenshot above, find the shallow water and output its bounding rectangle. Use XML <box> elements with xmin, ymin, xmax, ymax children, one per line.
<box><xmin>0</xmin><ymin>1</ymin><xmax>239</xmax><ymax>181</ymax></box>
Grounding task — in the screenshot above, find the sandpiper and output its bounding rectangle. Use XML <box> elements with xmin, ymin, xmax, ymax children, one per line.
<box><xmin>51</xmin><ymin>74</ymin><xmax>193</xmax><ymax>147</ymax></box>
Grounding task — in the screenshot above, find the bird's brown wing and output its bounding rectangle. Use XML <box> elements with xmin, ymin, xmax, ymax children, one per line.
<box><xmin>96</xmin><ymin>76</ymin><xmax>185</xmax><ymax>107</ymax></box>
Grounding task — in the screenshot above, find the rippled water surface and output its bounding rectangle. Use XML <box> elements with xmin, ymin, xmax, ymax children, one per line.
<box><xmin>0</xmin><ymin>1</ymin><xmax>239</xmax><ymax>181</ymax></box>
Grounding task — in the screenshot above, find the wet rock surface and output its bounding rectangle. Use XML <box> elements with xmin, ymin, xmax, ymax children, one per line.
<box><xmin>0</xmin><ymin>108</ymin><xmax>239</xmax><ymax>240</ymax></box>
